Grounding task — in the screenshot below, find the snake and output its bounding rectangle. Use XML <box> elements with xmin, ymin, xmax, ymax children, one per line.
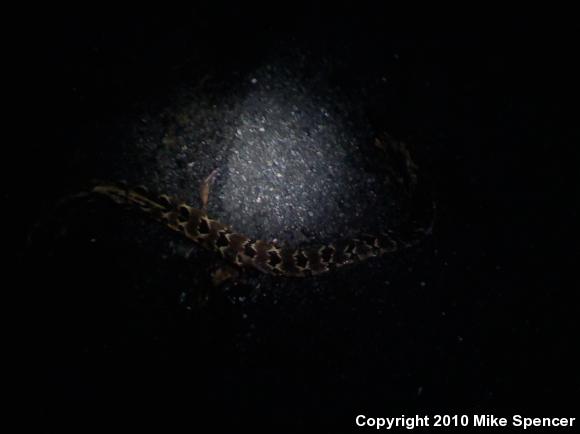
<box><xmin>87</xmin><ymin>136</ymin><xmax>433</xmax><ymax>277</ymax></box>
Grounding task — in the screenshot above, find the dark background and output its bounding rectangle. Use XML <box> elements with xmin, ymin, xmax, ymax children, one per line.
<box><xmin>13</xmin><ymin>4</ymin><xmax>578</xmax><ymax>432</ymax></box>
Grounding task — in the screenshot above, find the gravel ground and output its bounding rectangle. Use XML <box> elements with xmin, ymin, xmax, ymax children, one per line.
<box><xmin>100</xmin><ymin>49</ymin><xmax>409</xmax><ymax>249</ymax></box>
<box><xmin>55</xmin><ymin>45</ymin><xmax>434</xmax><ymax>317</ymax></box>
<box><xmin>21</xmin><ymin>8</ymin><xmax>577</xmax><ymax>430</ymax></box>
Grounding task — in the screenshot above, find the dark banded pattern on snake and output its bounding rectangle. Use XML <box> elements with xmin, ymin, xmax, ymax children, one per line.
<box><xmin>91</xmin><ymin>177</ymin><xmax>432</xmax><ymax>277</ymax></box>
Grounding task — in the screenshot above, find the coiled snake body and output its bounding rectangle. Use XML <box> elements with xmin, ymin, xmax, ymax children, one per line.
<box><xmin>90</xmin><ymin>137</ymin><xmax>433</xmax><ymax>277</ymax></box>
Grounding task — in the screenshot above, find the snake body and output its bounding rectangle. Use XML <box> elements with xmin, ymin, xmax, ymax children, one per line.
<box><xmin>90</xmin><ymin>138</ymin><xmax>432</xmax><ymax>277</ymax></box>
